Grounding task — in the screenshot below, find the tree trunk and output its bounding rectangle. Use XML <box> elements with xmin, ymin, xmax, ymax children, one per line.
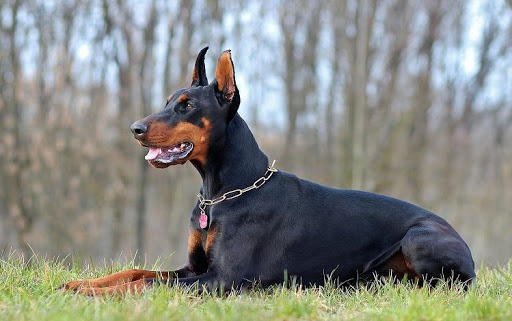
<box><xmin>134</xmin><ymin>0</ymin><xmax>157</xmax><ymax>262</ymax></box>
<box><xmin>406</xmin><ymin>1</ymin><xmax>442</xmax><ymax>203</ymax></box>
<box><xmin>7</xmin><ymin>0</ymin><xmax>33</xmax><ymax>260</ymax></box>
<box><xmin>351</xmin><ymin>0</ymin><xmax>370</xmax><ymax>190</ymax></box>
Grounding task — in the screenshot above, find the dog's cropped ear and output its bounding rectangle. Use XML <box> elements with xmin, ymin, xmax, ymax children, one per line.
<box><xmin>215</xmin><ymin>50</ymin><xmax>236</xmax><ymax>102</ymax></box>
<box><xmin>191</xmin><ymin>47</ymin><xmax>209</xmax><ymax>87</ymax></box>
<box><xmin>214</xmin><ymin>50</ymin><xmax>240</xmax><ymax>121</ymax></box>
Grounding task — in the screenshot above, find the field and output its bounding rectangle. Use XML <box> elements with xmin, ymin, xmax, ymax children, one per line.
<box><xmin>0</xmin><ymin>254</ymin><xmax>511</xmax><ymax>321</ymax></box>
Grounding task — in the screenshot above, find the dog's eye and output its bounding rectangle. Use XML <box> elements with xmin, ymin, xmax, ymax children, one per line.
<box><xmin>175</xmin><ymin>101</ymin><xmax>194</xmax><ymax>113</ymax></box>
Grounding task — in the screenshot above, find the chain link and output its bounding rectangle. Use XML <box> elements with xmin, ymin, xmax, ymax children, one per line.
<box><xmin>197</xmin><ymin>160</ymin><xmax>278</xmax><ymax>210</ymax></box>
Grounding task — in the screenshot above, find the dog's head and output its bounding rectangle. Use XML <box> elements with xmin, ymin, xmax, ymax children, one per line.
<box><xmin>130</xmin><ymin>47</ymin><xmax>239</xmax><ymax>169</ymax></box>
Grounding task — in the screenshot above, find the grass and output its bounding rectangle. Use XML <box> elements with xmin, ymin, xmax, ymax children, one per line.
<box><xmin>0</xmin><ymin>252</ymin><xmax>511</xmax><ymax>321</ymax></box>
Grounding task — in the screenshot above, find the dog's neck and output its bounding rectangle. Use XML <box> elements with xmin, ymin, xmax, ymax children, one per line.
<box><xmin>193</xmin><ymin>114</ymin><xmax>269</xmax><ymax>200</ymax></box>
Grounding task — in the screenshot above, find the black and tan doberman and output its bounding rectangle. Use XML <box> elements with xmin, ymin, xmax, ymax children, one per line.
<box><xmin>62</xmin><ymin>47</ymin><xmax>475</xmax><ymax>295</ymax></box>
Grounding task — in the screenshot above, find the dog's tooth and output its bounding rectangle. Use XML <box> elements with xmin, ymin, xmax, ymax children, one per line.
<box><xmin>158</xmin><ymin>148</ymin><xmax>162</xmax><ymax>154</ymax></box>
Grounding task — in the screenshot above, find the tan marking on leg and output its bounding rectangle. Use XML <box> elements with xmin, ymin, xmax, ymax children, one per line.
<box><xmin>62</xmin><ymin>269</ymin><xmax>170</xmax><ymax>291</ymax></box>
<box><xmin>76</xmin><ymin>279</ymin><xmax>151</xmax><ymax>296</ymax></box>
<box><xmin>380</xmin><ymin>250</ymin><xmax>420</xmax><ymax>280</ymax></box>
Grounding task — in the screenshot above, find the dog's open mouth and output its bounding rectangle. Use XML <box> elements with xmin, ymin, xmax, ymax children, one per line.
<box><xmin>144</xmin><ymin>142</ymin><xmax>193</xmax><ymax>164</ymax></box>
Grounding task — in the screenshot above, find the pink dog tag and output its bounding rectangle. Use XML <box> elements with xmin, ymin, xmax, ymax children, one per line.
<box><xmin>199</xmin><ymin>210</ymin><xmax>208</xmax><ymax>229</ymax></box>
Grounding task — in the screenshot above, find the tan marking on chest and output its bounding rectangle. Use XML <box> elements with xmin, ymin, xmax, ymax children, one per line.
<box><xmin>188</xmin><ymin>229</ymin><xmax>203</xmax><ymax>254</ymax></box>
<box><xmin>205</xmin><ymin>226</ymin><xmax>218</xmax><ymax>255</ymax></box>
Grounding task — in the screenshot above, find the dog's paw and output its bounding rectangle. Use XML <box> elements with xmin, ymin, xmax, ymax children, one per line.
<box><xmin>57</xmin><ymin>280</ymin><xmax>87</xmax><ymax>291</ymax></box>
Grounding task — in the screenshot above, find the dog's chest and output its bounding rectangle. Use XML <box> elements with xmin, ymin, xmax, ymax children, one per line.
<box><xmin>200</xmin><ymin>224</ymin><xmax>219</xmax><ymax>257</ymax></box>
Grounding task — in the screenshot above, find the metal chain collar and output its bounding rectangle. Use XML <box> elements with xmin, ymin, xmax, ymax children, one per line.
<box><xmin>197</xmin><ymin>160</ymin><xmax>278</xmax><ymax>212</ymax></box>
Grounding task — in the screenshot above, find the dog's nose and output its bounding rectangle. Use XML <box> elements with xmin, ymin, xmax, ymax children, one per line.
<box><xmin>130</xmin><ymin>122</ymin><xmax>148</xmax><ymax>137</ymax></box>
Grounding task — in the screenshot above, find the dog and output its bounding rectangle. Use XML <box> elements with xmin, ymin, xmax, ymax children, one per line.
<box><xmin>61</xmin><ymin>47</ymin><xmax>475</xmax><ymax>295</ymax></box>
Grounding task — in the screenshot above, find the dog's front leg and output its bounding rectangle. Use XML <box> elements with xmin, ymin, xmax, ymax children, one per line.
<box><xmin>70</xmin><ymin>278</ymin><xmax>151</xmax><ymax>296</ymax></box>
<box><xmin>59</xmin><ymin>268</ymin><xmax>176</xmax><ymax>291</ymax></box>
<box><xmin>165</xmin><ymin>271</ymin><xmax>225</xmax><ymax>293</ymax></box>
<box><xmin>170</xmin><ymin>270</ymin><xmax>243</xmax><ymax>294</ymax></box>
<box><xmin>60</xmin><ymin>229</ymin><xmax>207</xmax><ymax>293</ymax></box>
<box><xmin>70</xmin><ymin>270</ymin><xmax>221</xmax><ymax>296</ymax></box>
<box><xmin>60</xmin><ymin>262</ymin><xmax>203</xmax><ymax>292</ymax></box>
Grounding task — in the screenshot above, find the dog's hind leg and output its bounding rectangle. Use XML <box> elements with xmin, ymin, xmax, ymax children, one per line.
<box><xmin>400</xmin><ymin>220</ymin><xmax>475</xmax><ymax>287</ymax></box>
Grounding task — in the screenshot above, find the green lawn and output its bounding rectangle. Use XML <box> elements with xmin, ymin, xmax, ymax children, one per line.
<box><xmin>0</xmin><ymin>253</ymin><xmax>511</xmax><ymax>321</ymax></box>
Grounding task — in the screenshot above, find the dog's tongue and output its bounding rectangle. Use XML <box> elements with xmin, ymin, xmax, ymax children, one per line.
<box><xmin>145</xmin><ymin>148</ymin><xmax>161</xmax><ymax>160</ymax></box>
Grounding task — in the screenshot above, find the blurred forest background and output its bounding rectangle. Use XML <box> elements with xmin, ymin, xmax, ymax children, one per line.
<box><xmin>1</xmin><ymin>0</ymin><xmax>511</xmax><ymax>268</ymax></box>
